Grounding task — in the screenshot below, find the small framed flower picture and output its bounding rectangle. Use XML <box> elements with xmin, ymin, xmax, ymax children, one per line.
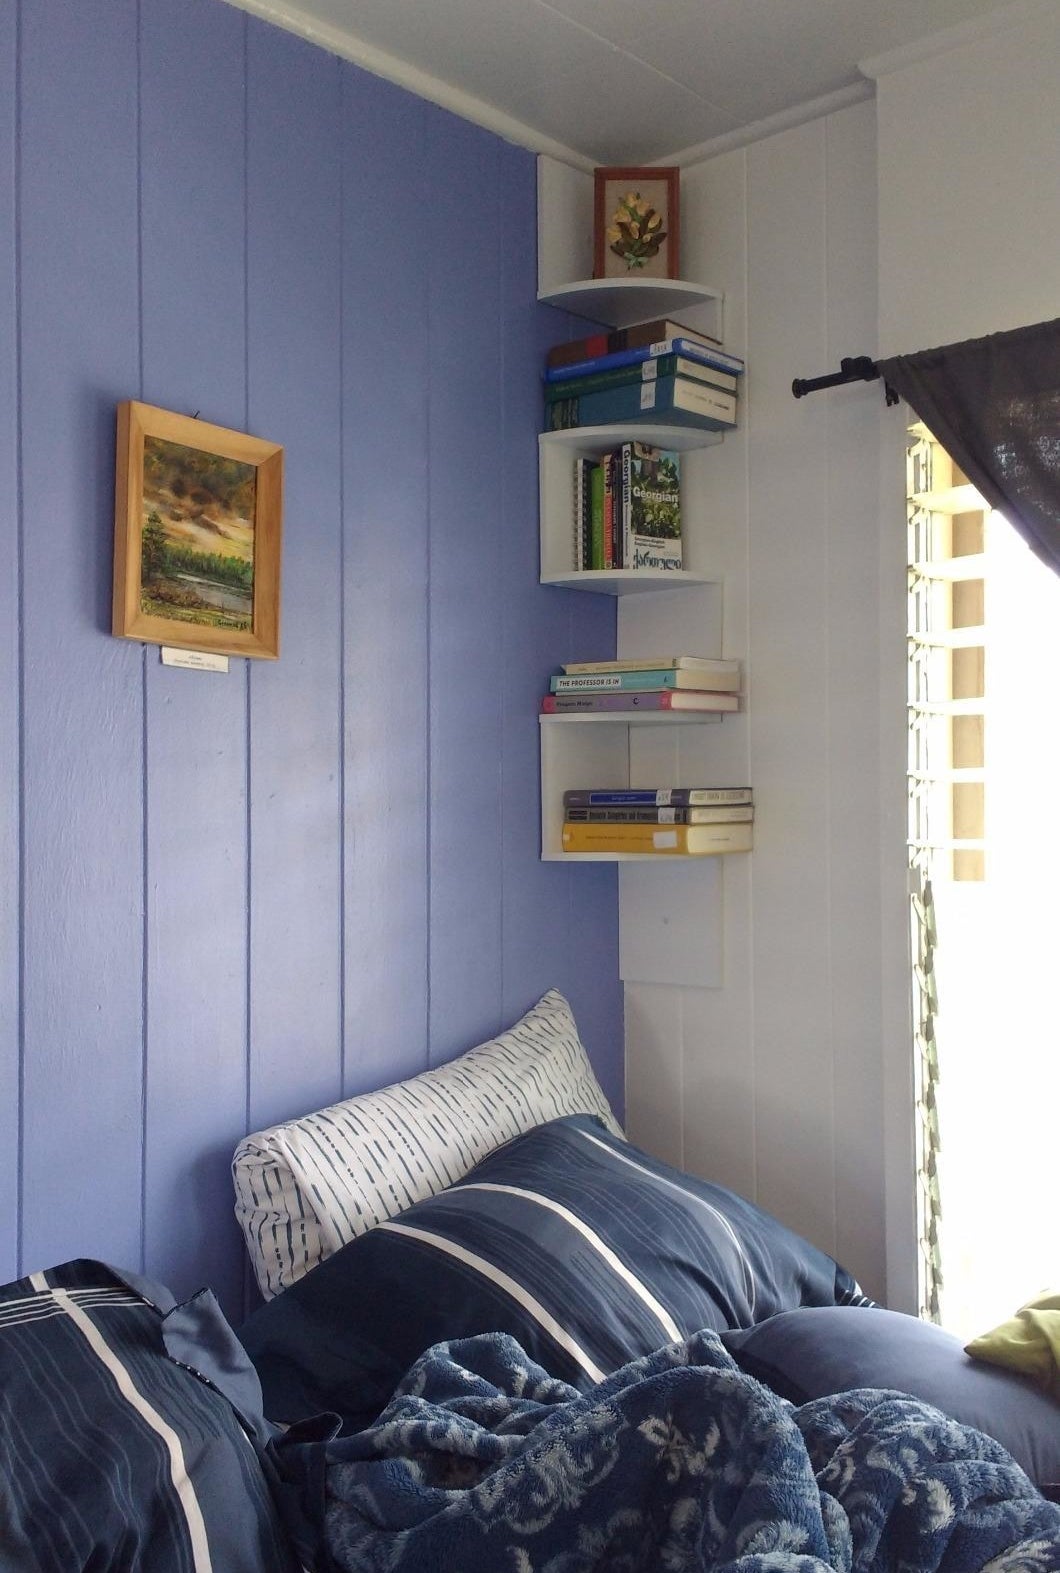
<box><xmin>593</xmin><ymin>166</ymin><xmax>680</xmax><ymax>280</ymax></box>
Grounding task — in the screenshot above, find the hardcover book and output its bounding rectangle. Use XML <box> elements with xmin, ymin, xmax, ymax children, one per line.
<box><xmin>551</xmin><ymin>667</ymin><xmax>735</xmax><ymax>692</ymax></box>
<box><xmin>602</xmin><ymin>449</ymin><xmax>617</xmax><ymax>568</ymax></box>
<box><xmin>565</xmin><ymin>804</ymin><xmax>753</xmax><ymax>824</ymax></box>
<box><xmin>546</xmin><ymin>318</ymin><xmax>723</xmax><ymax>370</ymax></box>
<box><xmin>544</xmin><ymin>337</ymin><xmax>744</xmax><ymax>383</ymax></box>
<box><xmin>560</xmin><ymin>656</ymin><xmax>740</xmax><ymax>688</ymax></box>
<box><xmin>561</xmin><ymin>820</ymin><xmax>753</xmax><ymax>855</ymax></box>
<box><xmin>542</xmin><ymin>689</ymin><xmax>738</xmax><ymax>713</ymax></box>
<box><xmin>589</xmin><ymin>461</ymin><xmax>605</xmax><ymax>569</ymax></box>
<box><xmin>563</xmin><ymin>788</ymin><xmax>753</xmax><ymax>807</ymax></box>
<box><xmin>573</xmin><ymin>456</ymin><xmax>598</xmax><ymax>572</ymax></box>
<box><xmin>545</xmin><ymin>354</ymin><xmax>738</xmax><ymax>402</ymax></box>
<box><xmin>547</xmin><ymin>374</ymin><xmax>736</xmax><ymax>434</ymax></box>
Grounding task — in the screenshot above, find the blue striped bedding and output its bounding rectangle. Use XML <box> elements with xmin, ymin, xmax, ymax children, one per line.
<box><xmin>233</xmin><ymin>988</ymin><xmax>621</xmax><ymax>1300</ymax></box>
<box><xmin>240</xmin><ymin>1114</ymin><xmax>869</xmax><ymax>1428</ymax></box>
<box><xmin>0</xmin><ymin>1259</ymin><xmax>301</xmax><ymax>1573</ymax></box>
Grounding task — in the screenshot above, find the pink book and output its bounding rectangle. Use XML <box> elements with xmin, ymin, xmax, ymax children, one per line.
<box><xmin>541</xmin><ymin>689</ymin><xmax>738</xmax><ymax>714</ymax></box>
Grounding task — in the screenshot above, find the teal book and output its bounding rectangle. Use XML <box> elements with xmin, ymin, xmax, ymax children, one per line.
<box><xmin>547</xmin><ymin>372</ymin><xmax>737</xmax><ymax>433</ymax></box>
<box><xmin>550</xmin><ymin>667</ymin><xmax>726</xmax><ymax>693</ymax></box>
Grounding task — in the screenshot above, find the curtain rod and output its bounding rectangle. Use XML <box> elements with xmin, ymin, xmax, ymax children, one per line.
<box><xmin>792</xmin><ymin>355</ymin><xmax>899</xmax><ymax>404</ymax></box>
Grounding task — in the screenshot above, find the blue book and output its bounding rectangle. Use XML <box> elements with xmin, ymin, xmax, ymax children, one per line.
<box><xmin>544</xmin><ymin>336</ymin><xmax>744</xmax><ymax>383</ymax></box>
<box><xmin>547</xmin><ymin>373</ymin><xmax>736</xmax><ymax>434</ymax></box>
<box><xmin>564</xmin><ymin>787</ymin><xmax>753</xmax><ymax>807</ymax></box>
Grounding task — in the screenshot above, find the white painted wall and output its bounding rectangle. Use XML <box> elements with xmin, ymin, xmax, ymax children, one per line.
<box><xmin>621</xmin><ymin>99</ymin><xmax>894</xmax><ymax>1304</ymax></box>
<box><xmin>621</xmin><ymin>0</ymin><xmax>1060</xmax><ymax>1311</ymax></box>
<box><xmin>873</xmin><ymin>0</ymin><xmax>1060</xmax><ymax>355</ymax></box>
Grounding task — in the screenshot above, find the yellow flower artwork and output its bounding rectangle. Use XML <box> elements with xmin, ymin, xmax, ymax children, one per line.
<box><xmin>607</xmin><ymin>189</ymin><xmax>668</xmax><ymax>271</ymax></box>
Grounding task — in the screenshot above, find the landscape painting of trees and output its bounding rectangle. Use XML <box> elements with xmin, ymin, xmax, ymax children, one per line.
<box><xmin>113</xmin><ymin>402</ymin><xmax>283</xmax><ymax>660</ymax></box>
<box><xmin>141</xmin><ymin>436</ymin><xmax>256</xmax><ymax>630</ymax></box>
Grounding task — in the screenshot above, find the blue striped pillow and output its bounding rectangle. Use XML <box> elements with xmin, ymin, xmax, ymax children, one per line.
<box><xmin>233</xmin><ymin>989</ymin><xmax>621</xmax><ymax>1300</ymax></box>
<box><xmin>241</xmin><ymin>1114</ymin><xmax>867</xmax><ymax>1429</ymax></box>
<box><xmin>0</xmin><ymin>1259</ymin><xmax>300</xmax><ymax>1572</ymax></box>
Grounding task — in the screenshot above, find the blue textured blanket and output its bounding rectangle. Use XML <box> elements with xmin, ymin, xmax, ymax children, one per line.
<box><xmin>288</xmin><ymin>1331</ymin><xmax>1060</xmax><ymax>1573</ymax></box>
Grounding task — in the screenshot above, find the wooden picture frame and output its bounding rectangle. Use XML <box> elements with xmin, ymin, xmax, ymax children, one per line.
<box><xmin>113</xmin><ymin>401</ymin><xmax>283</xmax><ymax>660</ymax></box>
<box><xmin>593</xmin><ymin>166</ymin><xmax>680</xmax><ymax>280</ymax></box>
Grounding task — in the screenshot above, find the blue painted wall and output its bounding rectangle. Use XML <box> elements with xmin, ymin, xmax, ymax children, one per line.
<box><xmin>0</xmin><ymin>0</ymin><xmax>620</xmax><ymax>1317</ymax></box>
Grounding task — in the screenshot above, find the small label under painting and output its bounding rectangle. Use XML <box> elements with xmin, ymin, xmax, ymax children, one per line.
<box><xmin>161</xmin><ymin>647</ymin><xmax>230</xmax><ymax>673</ymax></box>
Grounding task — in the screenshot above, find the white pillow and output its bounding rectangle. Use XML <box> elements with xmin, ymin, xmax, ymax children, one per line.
<box><xmin>233</xmin><ymin>988</ymin><xmax>622</xmax><ymax>1299</ymax></box>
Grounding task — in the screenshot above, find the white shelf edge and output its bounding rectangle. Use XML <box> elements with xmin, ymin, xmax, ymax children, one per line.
<box><xmin>539</xmin><ymin>424</ymin><xmax>725</xmax><ymax>454</ymax></box>
<box><xmin>543</xmin><ymin>849</ymin><xmax>749</xmax><ymax>862</ymax></box>
<box><xmin>542</xmin><ymin>568</ymin><xmax>718</xmax><ymax>595</ymax></box>
<box><xmin>539</xmin><ymin>277</ymin><xmax>724</xmax><ymax>330</ymax></box>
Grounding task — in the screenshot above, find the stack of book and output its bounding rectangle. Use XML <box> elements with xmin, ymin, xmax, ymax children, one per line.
<box><xmin>561</xmin><ymin>785</ymin><xmax>754</xmax><ymax>856</ymax></box>
<box><xmin>541</xmin><ymin>654</ymin><xmax>741</xmax><ymax>716</ymax></box>
<box><xmin>574</xmin><ymin>441</ymin><xmax>681</xmax><ymax>572</ymax></box>
<box><xmin>544</xmin><ymin>317</ymin><xmax>744</xmax><ymax>435</ymax></box>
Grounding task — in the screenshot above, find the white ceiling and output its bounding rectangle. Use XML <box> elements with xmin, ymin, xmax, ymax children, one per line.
<box><xmin>231</xmin><ymin>0</ymin><xmax>1021</xmax><ymax>166</ymax></box>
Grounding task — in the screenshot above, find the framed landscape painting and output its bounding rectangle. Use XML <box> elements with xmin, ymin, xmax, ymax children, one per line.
<box><xmin>113</xmin><ymin>401</ymin><xmax>283</xmax><ymax>659</ymax></box>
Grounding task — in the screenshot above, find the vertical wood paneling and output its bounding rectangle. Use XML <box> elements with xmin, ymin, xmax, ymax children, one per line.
<box><xmin>625</xmin><ymin>983</ymin><xmax>683</xmax><ymax>1163</ymax></box>
<box><xmin>5</xmin><ymin>3</ymin><xmax>622</xmax><ymax>1309</ymax></box>
<box><xmin>246</xmin><ymin>22</ymin><xmax>343</xmax><ymax>1135</ymax></box>
<box><xmin>540</xmin><ymin>394</ymin><xmax>620</xmax><ymax>1108</ymax></box>
<box><xmin>623</xmin><ymin>111</ymin><xmax>887</xmax><ymax>1295</ymax></box>
<box><xmin>0</xmin><ymin>0</ymin><xmax>19</xmax><ymax>1283</ymax></box>
<box><xmin>139</xmin><ymin>0</ymin><xmax>250</xmax><ymax>1306</ymax></box>
<box><xmin>677</xmin><ymin>150</ymin><xmax>757</xmax><ymax>1203</ymax></box>
<box><xmin>619</xmin><ymin>148</ymin><xmax>756</xmax><ymax>1186</ymax></box>
<box><xmin>556</xmin><ymin>859</ymin><xmax>621</xmax><ymax>1114</ymax></box>
<box><xmin>425</xmin><ymin>111</ymin><xmax>505</xmax><ymax>1063</ymax></box>
<box><xmin>877</xmin><ymin>8</ymin><xmax>1060</xmax><ymax>357</ymax></box>
<box><xmin>745</xmin><ymin>121</ymin><xmax>835</xmax><ymax>1255</ymax></box>
<box><xmin>498</xmin><ymin>146</ymin><xmax>572</xmax><ymax>1022</ymax></box>
<box><xmin>340</xmin><ymin>71</ymin><xmax>431</xmax><ymax>1096</ymax></box>
<box><xmin>547</xmin><ymin>415</ymin><xmax>621</xmax><ymax>1104</ymax></box>
<box><xmin>824</xmin><ymin>103</ymin><xmax>887</xmax><ymax>1295</ymax></box>
<box><xmin>18</xmin><ymin>0</ymin><xmax>144</xmax><ymax>1273</ymax></box>
<box><xmin>498</xmin><ymin>153</ymin><xmax>623</xmax><ymax>1106</ymax></box>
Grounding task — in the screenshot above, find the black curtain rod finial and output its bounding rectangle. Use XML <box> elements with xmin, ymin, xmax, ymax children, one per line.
<box><xmin>792</xmin><ymin>355</ymin><xmax>897</xmax><ymax>401</ymax></box>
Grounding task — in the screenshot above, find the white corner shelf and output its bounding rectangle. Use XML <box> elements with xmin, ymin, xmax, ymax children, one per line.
<box><xmin>538</xmin><ymin>277</ymin><xmax>724</xmax><ymax>335</ymax></box>
<box><xmin>542</xmin><ymin>423</ymin><xmax>724</xmax><ymax>455</ymax></box>
<box><xmin>542</xmin><ymin>568</ymin><xmax>715</xmax><ymax>595</ymax></box>
<box><xmin>540</xmin><ymin>710</ymin><xmax>727</xmax><ymax>861</ymax></box>
<box><xmin>535</xmin><ymin>167</ymin><xmax>744</xmax><ymax>864</ymax></box>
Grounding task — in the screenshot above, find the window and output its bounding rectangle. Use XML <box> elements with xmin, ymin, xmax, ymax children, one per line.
<box><xmin>907</xmin><ymin>423</ymin><xmax>1060</xmax><ymax>1339</ymax></box>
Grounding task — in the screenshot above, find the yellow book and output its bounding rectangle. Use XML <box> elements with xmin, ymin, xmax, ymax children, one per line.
<box><xmin>561</xmin><ymin>819</ymin><xmax>753</xmax><ymax>855</ymax></box>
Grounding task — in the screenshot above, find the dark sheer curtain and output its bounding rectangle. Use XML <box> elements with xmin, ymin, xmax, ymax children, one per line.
<box><xmin>879</xmin><ymin>317</ymin><xmax>1060</xmax><ymax>576</ymax></box>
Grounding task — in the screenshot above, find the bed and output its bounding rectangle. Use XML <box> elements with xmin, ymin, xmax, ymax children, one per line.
<box><xmin>2</xmin><ymin>989</ymin><xmax>1058</xmax><ymax>1572</ymax></box>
